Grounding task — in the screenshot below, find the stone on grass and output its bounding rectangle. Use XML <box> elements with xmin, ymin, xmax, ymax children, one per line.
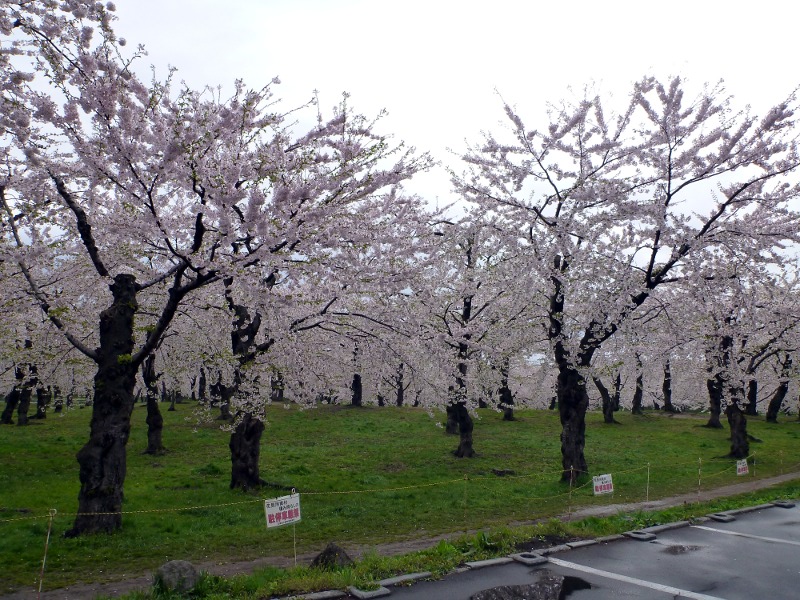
<box><xmin>310</xmin><ymin>542</ymin><xmax>354</xmax><ymax>570</ymax></box>
<box><xmin>154</xmin><ymin>560</ymin><xmax>200</xmax><ymax>593</ymax></box>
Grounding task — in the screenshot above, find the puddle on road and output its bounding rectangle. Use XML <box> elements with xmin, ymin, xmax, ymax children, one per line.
<box><xmin>662</xmin><ymin>544</ymin><xmax>703</xmax><ymax>555</ymax></box>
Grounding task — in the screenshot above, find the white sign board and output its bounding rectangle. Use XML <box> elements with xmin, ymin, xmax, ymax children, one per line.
<box><xmin>736</xmin><ymin>459</ymin><xmax>749</xmax><ymax>476</ymax></box>
<box><xmin>265</xmin><ymin>493</ymin><xmax>301</xmax><ymax>528</ymax></box>
<box><xmin>592</xmin><ymin>474</ymin><xmax>614</xmax><ymax>495</ymax></box>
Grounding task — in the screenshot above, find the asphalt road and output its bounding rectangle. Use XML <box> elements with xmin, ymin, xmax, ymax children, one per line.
<box><xmin>387</xmin><ymin>501</ymin><xmax>800</xmax><ymax>599</ymax></box>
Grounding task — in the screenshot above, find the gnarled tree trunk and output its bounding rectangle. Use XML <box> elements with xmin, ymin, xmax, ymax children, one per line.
<box><xmin>66</xmin><ymin>274</ymin><xmax>138</xmax><ymax>537</ymax></box>
<box><xmin>766</xmin><ymin>354</ymin><xmax>791</xmax><ymax>423</ymax></box>
<box><xmin>766</xmin><ymin>384</ymin><xmax>789</xmax><ymax>423</ymax></box>
<box><xmin>499</xmin><ymin>357</ymin><xmax>514</xmax><ymax>421</ymax></box>
<box><xmin>395</xmin><ymin>363</ymin><xmax>405</xmax><ymax>407</ymax></box>
<box><xmin>451</xmin><ymin>402</ymin><xmax>475</xmax><ymax>457</ymax></box>
<box><xmin>662</xmin><ymin>360</ymin><xmax>676</xmax><ymax>413</ymax></box>
<box><xmin>445</xmin><ymin>402</ymin><xmax>458</xmax><ymax>434</ymax></box>
<box><xmin>726</xmin><ymin>403</ymin><xmax>749</xmax><ymax>459</ymax></box>
<box><xmin>229</xmin><ymin>412</ymin><xmax>266</xmax><ymax>490</ymax></box>
<box><xmin>16</xmin><ymin>372</ymin><xmax>34</xmax><ymax>426</ymax></box>
<box><xmin>34</xmin><ymin>385</ymin><xmax>49</xmax><ymax>419</ymax></box>
<box><xmin>350</xmin><ymin>372</ymin><xmax>363</xmax><ymax>407</ymax></box>
<box><xmin>142</xmin><ymin>354</ymin><xmax>165</xmax><ymax>455</ymax></box>
<box><xmin>744</xmin><ymin>379</ymin><xmax>758</xmax><ymax>416</ymax></box>
<box><xmin>271</xmin><ymin>372</ymin><xmax>284</xmax><ymax>403</ymax></box>
<box><xmin>705</xmin><ymin>376</ymin><xmax>724</xmax><ymax>428</ymax></box>
<box><xmin>593</xmin><ymin>375</ymin><xmax>619</xmax><ymax>424</ymax></box>
<box><xmin>557</xmin><ymin>364</ymin><xmax>589</xmax><ymax>482</ymax></box>
<box><xmin>631</xmin><ymin>355</ymin><xmax>644</xmax><ymax>416</ymax></box>
<box><xmin>211</xmin><ymin>372</ymin><xmax>234</xmax><ymax>421</ymax></box>
<box><xmin>1</xmin><ymin>366</ymin><xmax>24</xmax><ymax>425</ymax></box>
<box><xmin>198</xmin><ymin>367</ymin><xmax>207</xmax><ymax>403</ymax></box>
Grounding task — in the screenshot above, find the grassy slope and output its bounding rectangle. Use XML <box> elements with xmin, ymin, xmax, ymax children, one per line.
<box><xmin>1</xmin><ymin>402</ymin><xmax>799</xmax><ymax>592</ymax></box>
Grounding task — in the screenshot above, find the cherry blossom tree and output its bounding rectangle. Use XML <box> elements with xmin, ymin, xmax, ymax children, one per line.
<box><xmin>456</xmin><ymin>77</ymin><xmax>800</xmax><ymax>481</ymax></box>
<box><xmin>1</xmin><ymin>1</ymin><xmax>432</xmax><ymax>534</ymax></box>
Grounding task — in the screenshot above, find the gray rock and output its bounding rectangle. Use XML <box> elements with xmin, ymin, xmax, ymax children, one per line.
<box><xmin>154</xmin><ymin>560</ymin><xmax>200</xmax><ymax>593</ymax></box>
<box><xmin>310</xmin><ymin>542</ymin><xmax>354</xmax><ymax>570</ymax></box>
<box><xmin>470</xmin><ymin>572</ymin><xmax>590</xmax><ymax>600</ymax></box>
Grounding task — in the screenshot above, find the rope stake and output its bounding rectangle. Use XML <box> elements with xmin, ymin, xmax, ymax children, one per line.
<box><xmin>37</xmin><ymin>509</ymin><xmax>56</xmax><ymax>600</ymax></box>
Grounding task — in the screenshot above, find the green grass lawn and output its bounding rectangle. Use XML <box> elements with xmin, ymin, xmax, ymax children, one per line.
<box><xmin>1</xmin><ymin>402</ymin><xmax>799</xmax><ymax>594</ymax></box>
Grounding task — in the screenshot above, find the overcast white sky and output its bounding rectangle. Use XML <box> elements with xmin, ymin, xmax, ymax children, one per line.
<box><xmin>114</xmin><ymin>0</ymin><xmax>798</xmax><ymax>205</ymax></box>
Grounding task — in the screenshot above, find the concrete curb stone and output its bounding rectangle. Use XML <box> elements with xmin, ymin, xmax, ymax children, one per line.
<box><xmin>566</xmin><ymin>539</ymin><xmax>597</xmax><ymax>549</ymax></box>
<box><xmin>537</xmin><ymin>544</ymin><xmax>571</xmax><ymax>555</ymax></box>
<box><xmin>640</xmin><ymin>521</ymin><xmax>690</xmax><ymax>534</ymax></box>
<box><xmin>623</xmin><ymin>530</ymin><xmax>657</xmax><ymax>541</ymax></box>
<box><xmin>464</xmin><ymin>557</ymin><xmax>514</xmax><ymax>569</ymax></box>
<box><xmin>378</xmin><ymin>572</ymin><xmax>432</xmax><ymax>587</ymax></box>
<box><xmin>346</xmin><ymin>585</ymin><xmax>391</xmax><ymax>599</ymax></box>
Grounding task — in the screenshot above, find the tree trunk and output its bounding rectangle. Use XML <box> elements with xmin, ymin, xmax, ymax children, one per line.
<box><xmin>34</xmin><ymin>385</ymin><xmax>49</xmax><ymax>419</ymax></box>
<box><xmin>198</xmin><ymin>367</ymin><xmax>207</xmax><ymax>403</ymax></box>
<box><xmin>54</xmin><ymin>387</ymin><xmax>63</xmax><ymax>413</ymax></box>
<box><xmin>222</xmin><ymin>287</ymin><xmax>274</xmax><ymax>491</ymax></box>
<box><xmin>142</xmin><ymin>355</ymin><xmax>165</xmax><ymax>455</ymax></box>
<box><xmin>631</xmin><ymin>355</ymin><xmax>644</xmax><ymax>415</ymax></box>
<box><xmin>65</xmin><ymin>274</ymin><xmax>138</xmax><ymax>537</ymax></box>
<box><xmin>451</xmin><ymin>402</ymin><xmax>475</xmax><ymax>457</ymax></box>
<box><xmin>218</xmin><ymin>385</ymin><xmax>234</xmax><ymax>420</ymax></box>
<box><xmin>726</xmin><ymin>403</ymin><xmax>749</xmax><ymax>459</ymax></box>
<box><xmin>350</xmin><ymin>372</ymin><xmax>362</xmax><ymax>407</ymax></box>
<box><xmin>145</xmin><ymin>394</ymin><xmax>165</xmax><ymax>453</ymax></box>
<box><xmin>705</xmin><ymin>376</ymin><xmax>724</xmax><ymax>428</ymax></box>
<box><xmin>270</xmin><ymin>372</ymin><xmax>284</xmax><ymax>403</ymax></box>
<box><xmin>593</xmin><ymin>376</ymin><xmax>618</xmax><ymax>424</ymax></box>
<box><xmin>212</xmin><ymin>372</ymin><xmax>234</xmax><ymax>421</ymax></box>
<box><xmin>766</xmin><ymin>355</ymin><xmax>791</xmax><ymax>423</ymax></box>
<box><xmin>16</xmin><ymin>380</ymin><xmax>33</xmax><ymax>426</ymax></box>
<box><xmin>1</xmin><ymin>389</ymin><xmax>19</xmax><ymax>424</ymax></box>
<box><xmin>229</xmin><ymin>412</ymin><xmax>266</xmax><ymax>490</ymax></box>
<box><xmin>499</xmin><ymin>358</ymin><xmax>514</xmax><ymax>421</ymax></box>
<box><xmin>557</xmin><ymin>364</ymin><xmax>589</xmax><ymax>482</ymax></box>
<box><xmin>662</xmin><ymin>360</ymin><xmax>676</xmax><ymax>413</ymax></box>
<box><xmin>766</xmin><ymin>384</ymin><xmax>788</xmax><ymax>423</ymax></box>
<box><xmin>445</xmin><ymin>402</ymin><xmax>458</xmax><ymax>434</ymax></box>
<box><xmin>744</xmin><ymin>379</ymin><xmax>758</xmax><ymax>416</ymax></box>
<box><xmin>395</xmin><ymin>363</ymin><xmax>404</xmax><ymax>407</ymax></box>
<box><xmin>631</xmin><ymin>374</ymin><xmax>643</xmax><ymax>415</ymax></box>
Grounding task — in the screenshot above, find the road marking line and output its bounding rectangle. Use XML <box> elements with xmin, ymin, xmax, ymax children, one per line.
<box><xmin>691</xmin><ymin>525</ymin><xmax>800</xmax><ymax>546</ymax></box>
<box><xmin>547</xmin><ymin>557</ymin><xmax>726</xmax><ymax>599</ymax></box>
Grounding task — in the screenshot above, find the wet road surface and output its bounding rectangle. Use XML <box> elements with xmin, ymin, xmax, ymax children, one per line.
<box><xmin>387</xmin><ymin>501</ymin><xmax>800</xmax><ymax>599</ymax></box>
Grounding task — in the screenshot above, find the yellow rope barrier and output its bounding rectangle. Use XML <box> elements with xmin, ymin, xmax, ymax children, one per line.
<box><xmin>2</xmin><ymin>457</ymin><xmax>798</xmax><ymax>525</ymax></box>
<box><xmin>302</xmin><ymin>478</ymin><xmax>466</xmax><ymax>496</ymax></box>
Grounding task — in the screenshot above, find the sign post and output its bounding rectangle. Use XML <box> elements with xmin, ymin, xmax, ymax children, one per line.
<box><xmin>264</xmin><ymin>492</ymin><xmax>301</xmax><ymax>528</ymax></box>
<box><xmin>265</xmin><ymin>491</ymin><xmax>301</xmax><ymax>565</ymax></box>
<box><xmin>736</xmin><ymin>459</ymin><xmax>749</xmax><ymax>476</ymax></box>
<box><xmin>592</xmin><ymin>474</ymin><xmax>614</xmax><ymax>495</ymax></box>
